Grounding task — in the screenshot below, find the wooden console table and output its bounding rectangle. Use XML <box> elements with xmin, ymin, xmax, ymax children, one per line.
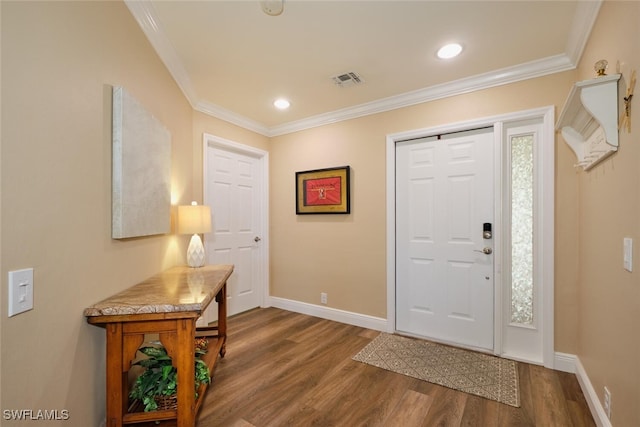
<box><xmin>84</xmin><ymin>265</ymin><xmax>233</xmax><ymax>427</ymax></box>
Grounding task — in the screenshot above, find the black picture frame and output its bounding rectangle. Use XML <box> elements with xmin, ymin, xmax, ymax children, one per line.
<box><xmin>295</xmin><ymin>166</ymin><xmax>350</xmax><ymax>214</ymax></box>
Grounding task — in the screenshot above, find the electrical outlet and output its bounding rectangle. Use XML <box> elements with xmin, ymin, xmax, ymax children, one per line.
<box><xmin>320</xmin><ymin>292</ymin><xmax>328</xmax><ymax>305</ymax></box>
<box><xmin>604</xmin><ymin>386</ymin><xmax>611</xmax><ymax>419</ymax></box>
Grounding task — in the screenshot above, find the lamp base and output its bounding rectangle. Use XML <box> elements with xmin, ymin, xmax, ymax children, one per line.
<box><xmin>186</xmin><ymin>234</ymin><xmax>206</xmax><ymax>268</ymax></box>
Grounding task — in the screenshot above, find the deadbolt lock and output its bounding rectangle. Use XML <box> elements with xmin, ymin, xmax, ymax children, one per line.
<box><xmin>483</xmin><ymin>223</ymin><xmax>492</xmax><ymax>239</ymax></box>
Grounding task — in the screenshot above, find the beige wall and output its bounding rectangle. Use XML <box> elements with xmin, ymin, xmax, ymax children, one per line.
<box><xmin>0</xmin><ymin>0</ymin><xmax>4</xmax><ymax>409</ymax></box>
<box><xmin>270</xmin><ymin>71</ymin><xmax>581</xmax><ymax>352</ymax></box>
<box><xmin>571</xmin><ymin>2</ymin><xmax>640</xmax><ymax>426</ymax></box>
<box><xmin>2</xmin><ymin>0</ymin><xmax>637</xmax><ymax>425</ymax></box>
<box><xmin>1</xmin><ymin>2</ymin><xmax>192</xmax><ymax>425</ymax></box>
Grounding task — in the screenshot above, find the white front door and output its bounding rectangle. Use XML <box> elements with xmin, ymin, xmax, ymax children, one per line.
<box><xmin>203</xmin><ymin>144</ymin><xmax>265</xmax><ymax>321</ymax></box>
<box><xmin>395</xmin><ymin>128</ymin><xmax>495</xmax><ymax>350</ymax></box>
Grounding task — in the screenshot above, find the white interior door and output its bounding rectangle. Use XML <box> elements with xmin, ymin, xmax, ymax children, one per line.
<box><xmin>202</xmin><ymin>144</ymin><xmax>264</xmax><ymax>322</ymax></box>
<box><xmin>395</xmin><ymin>128</ymin><xmax>495</xmax><ymax>350</ymax></box>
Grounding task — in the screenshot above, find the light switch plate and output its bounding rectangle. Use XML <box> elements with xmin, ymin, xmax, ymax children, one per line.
<box><xmin>623</xmin><ymin>238</ymin><xmax>633</xmax><ymax>272</ymax></box>
<box><xmin>8</xmin><ymin>268</ymin><xmax>33</xmax><ymax>317</ymax></box>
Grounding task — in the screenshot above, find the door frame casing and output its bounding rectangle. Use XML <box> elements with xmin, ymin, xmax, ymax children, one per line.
<box><xmin>203</xmin><ymin>133</ymin><xmax>270</xmax><ymax>311</ymax></box>
<box><xmin>386</xmin><ymin>106</ymin><xmax>555</xmax><ymax>368</ymax></box>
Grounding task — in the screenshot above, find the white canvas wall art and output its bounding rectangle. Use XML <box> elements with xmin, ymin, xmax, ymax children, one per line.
<box><xmin>112</xmin><ymin>86</ymin><xmax>171</xmax><ymax>239</ymax></box>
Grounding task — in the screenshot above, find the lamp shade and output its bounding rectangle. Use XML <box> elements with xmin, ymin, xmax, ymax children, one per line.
<box><xmin>178</xmin><ymin>203</ymin><xmax>212</xmax><ymax>235</ymax></box>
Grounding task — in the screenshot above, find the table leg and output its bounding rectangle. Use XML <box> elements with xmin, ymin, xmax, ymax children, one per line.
<box><xmin>105</xmin><ymin>323</ymin><xmax>125</xmax><ymax>427</ymax></box>
<box><xmin>216</xmin><ymin>283</ymin><xmax>227</xmax><ymax>357</ymax></box>
<box><xmin>175</xmin><ymin>318</ymin><xmax>196</xmax><ymax>427</ymax></box>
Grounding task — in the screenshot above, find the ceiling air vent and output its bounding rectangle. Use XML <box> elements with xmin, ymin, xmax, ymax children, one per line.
<box><xmin>331</xmin><ymin>72</ymin><xmax>364</xmax><ymax>87</ymax></box>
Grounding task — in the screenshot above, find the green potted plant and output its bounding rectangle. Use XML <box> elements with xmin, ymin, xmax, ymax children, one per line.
<box><xmin>129</xmin><ymin>343</ymin><xmax>211</xmax><ymax>412</ymax></box>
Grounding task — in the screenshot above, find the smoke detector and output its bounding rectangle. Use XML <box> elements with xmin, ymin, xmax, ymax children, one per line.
<box><xmin>331</xmin><ymin>72</ymin><xmax>364</xmax><ymax>88</ymax></box>
<box><xmin>260</xmin><ymin>0</ymin><xmax>284</xmax><ymax>16</ymax></box>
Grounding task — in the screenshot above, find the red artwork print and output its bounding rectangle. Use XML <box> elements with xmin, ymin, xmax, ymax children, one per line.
<box><xmin>304</xmin><ymin>177</ymin><xmax>342</xmax><ymax>206</ymax></box>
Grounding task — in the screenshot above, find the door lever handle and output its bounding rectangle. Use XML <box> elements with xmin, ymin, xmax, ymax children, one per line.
<box><xmin>474</xmin><ymin>247</ymin><xmax>493</xmax><ymax>255</ymax></box>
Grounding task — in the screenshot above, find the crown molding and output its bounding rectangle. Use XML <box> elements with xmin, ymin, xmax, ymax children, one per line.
<box><xmin>124</xmin><ymin>0</ymin><xmax>199</xmax><ymax>106</ymax></box>
<box><xmin>564</xmin><ymin>0</ymin><xmax>602</xmax><ymax>65</ymax></box>
<box><xmin>269</xmin><ymin>54</ymin><xmax>574</xmax><ymax>136</ymax></box>
<box><xmin>195</xmin><ymin>101</ymin><xmax>271</xmax><ymax>136</ymax></box>
<box><xmin>126</xmin><ymin>0</ymin><xmax>600</xmax><ymax>138</ymax></box>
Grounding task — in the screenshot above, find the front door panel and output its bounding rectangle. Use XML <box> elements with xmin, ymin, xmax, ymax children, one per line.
<box><xmin>396</xmin><ymin>129</ymin><xmax>494</xmax><ymax>350</ymax></box>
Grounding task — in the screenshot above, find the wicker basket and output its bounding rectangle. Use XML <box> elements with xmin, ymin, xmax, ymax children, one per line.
<box><xmin>154</xmin><ymin>394</ymin><xmax>178</xmax><ymax>411</ymax></box>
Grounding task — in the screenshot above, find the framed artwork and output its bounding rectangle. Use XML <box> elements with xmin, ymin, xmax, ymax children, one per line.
<box><xmin>112</xmin><ymin>86</ymin><xmax>171</xmax><ymax>238</ymax></box>
<box><xmin>296</xmin><ymin>166</ymin><xmax>350</xmax><ymax>214</ymax></box>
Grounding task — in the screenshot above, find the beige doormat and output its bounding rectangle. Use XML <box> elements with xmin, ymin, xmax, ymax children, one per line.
<box><xmin>352</xmin><ymin>333</ymin><xmax>520</xmax><ymax>407</ymax></box>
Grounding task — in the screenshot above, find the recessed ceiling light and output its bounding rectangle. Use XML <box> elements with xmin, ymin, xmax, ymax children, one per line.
<box><xmin>273</xmin><ymin>98</ymin><xmax>290</xmax><ymax>110</ymax></box>
<box><xmin>437</xmin><ymin>43</ymin><xmax>463</xmax><ymax>59</ymax></box>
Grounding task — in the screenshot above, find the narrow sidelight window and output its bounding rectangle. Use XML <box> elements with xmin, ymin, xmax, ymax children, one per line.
<box><xmin>510</xmin><ymin>134</ymin><xmax>534</xmax><ymax>325</ymax></box>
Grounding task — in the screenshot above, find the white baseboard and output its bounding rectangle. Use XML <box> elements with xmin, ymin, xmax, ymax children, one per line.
<box><xmin>575</xmin><ymin>357</ymin><xmax>612</xmax><ymax>427</ymax></box>
<box><xmin>267</xmin><ymin>296</ymin><xmax>388</xmax><ymax>331</ymax></box>
<box><xmin>554</xmin><ymin>351</ymin><xmax>577</xmax><ymax>373</ymax></box>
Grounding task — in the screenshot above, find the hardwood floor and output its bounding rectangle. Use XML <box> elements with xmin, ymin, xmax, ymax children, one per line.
<box><xmin>196</xmin><ymin>308</ymin><xmax>595</xmax><ymax>427</ymax></box>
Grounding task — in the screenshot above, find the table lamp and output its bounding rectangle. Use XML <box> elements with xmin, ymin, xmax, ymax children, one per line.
<box><xmin>178</xmin><ymin>201</ymin><xmax>212</xmax><ymax>268</ymax></box>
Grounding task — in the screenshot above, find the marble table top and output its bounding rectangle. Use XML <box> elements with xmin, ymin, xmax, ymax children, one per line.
<box><xmin>83</xmin><ymin>264</ymin><xmax>233</xmax><ymax>317</ymax></box>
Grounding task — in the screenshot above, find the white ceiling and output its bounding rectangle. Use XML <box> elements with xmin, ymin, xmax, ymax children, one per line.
<box><xmin>125</xmin><ymin>0</ymin><xmax>602</xmax><ymax>136</ymax></box>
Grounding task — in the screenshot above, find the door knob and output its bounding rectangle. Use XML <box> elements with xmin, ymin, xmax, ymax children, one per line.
<box><xmin>474</xmin><ymin>247</ymin><xmax>492</xmax><ymax>255</ymax></box>
<box><xmin>254</xmin><ymin>236</ymin><xmax>261</xmax><ymax>242</ymax></box>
